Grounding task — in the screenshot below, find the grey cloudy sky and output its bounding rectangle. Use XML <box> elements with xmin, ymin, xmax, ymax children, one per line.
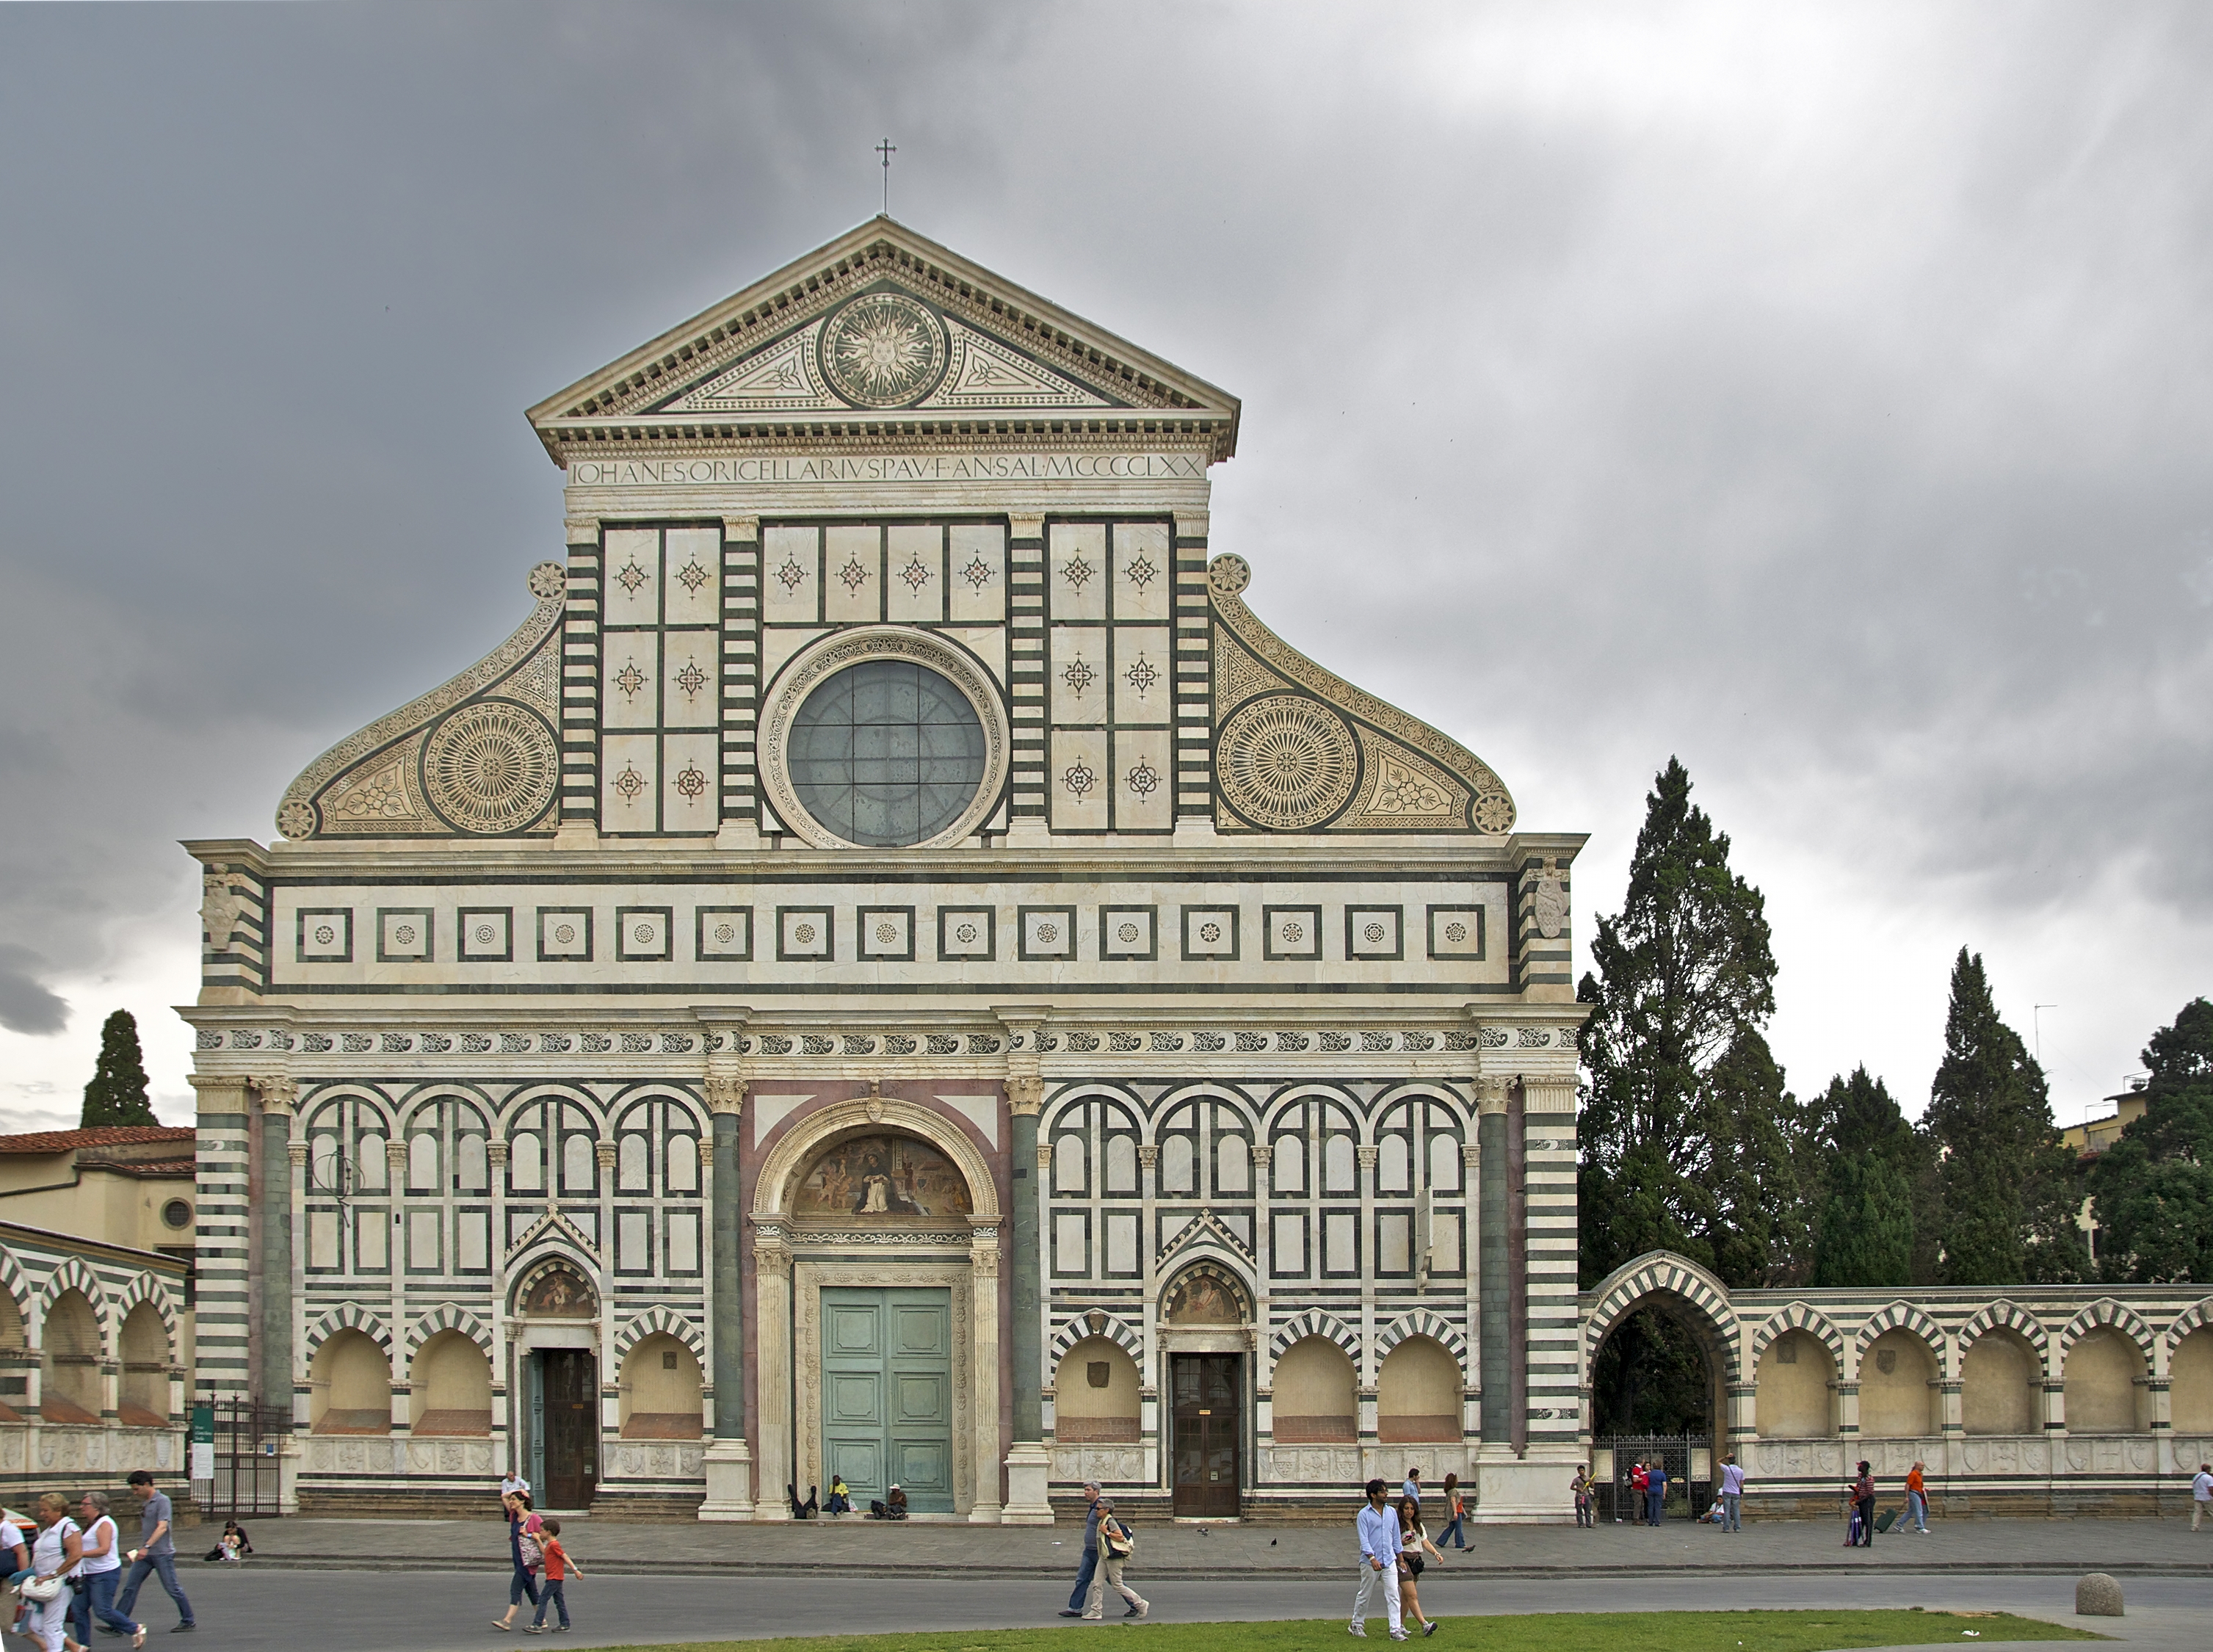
<box><xmin>1</xmin><ymin>1</ymin><xmax>2206</xmax><ymax>1132</ymax></box>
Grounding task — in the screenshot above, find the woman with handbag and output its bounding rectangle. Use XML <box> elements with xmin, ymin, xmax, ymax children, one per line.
<box><xmin>1435</xmin><ymin>1474</ymin><xmax>1468</xmax><ymax>1550</ymax></box>
<box><xmin>492</xmin><ymin>1492</ymin><xmax>543</xmax><ymax>1631</ymax></box>
<box><xmin>1395</xmin><ymin>1496</ymin><xmax>1444</xmax><ymax>1637</ymax></box>
<box><xmin>1079</xmin><ymin>1498</ymin><xmax>1147</xmax><ymax>1620</ymax></box>
<box><xmin>21</xmin><ymin>1493</ymin><xmax>85</xmax><ymax>1652</ymax></box>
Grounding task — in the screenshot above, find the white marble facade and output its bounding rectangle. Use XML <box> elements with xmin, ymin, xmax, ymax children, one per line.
<box><xmin>184</xmin><ymin>217</ymin><xmax>1585</xmax><ymax>1521</ymax></box>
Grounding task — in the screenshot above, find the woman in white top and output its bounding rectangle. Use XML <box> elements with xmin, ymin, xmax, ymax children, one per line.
<box><xmin>24</xmin><ymin>1493</ymin><xmax>84</xmax><ymax>1652</ymax></box>
<box><xmin>73</xmin><ymin>1492</ymin><xmax>142</xmax><ymax>1649</ymax></box>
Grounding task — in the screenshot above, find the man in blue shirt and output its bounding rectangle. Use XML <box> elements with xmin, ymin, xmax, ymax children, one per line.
<box><xmin>1057</xmin><ymin>1482</ymin><xmax>1103</xmax><ymax>1617</ymax></box>
<box><xmin>1350</xmin><ymin>1478</ymin><xmax>1405</xmax><ymax>1640</ymax></box>
<box><xmin>1645</xmin><ymin>1460</ymin><xmax>1667</xmax><ymax>1524</ymax></box>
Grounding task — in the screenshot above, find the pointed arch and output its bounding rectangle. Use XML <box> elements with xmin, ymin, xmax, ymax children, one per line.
<box><xmin>1051</xmin><ymin>1311</ymin><xmax>1143</xmax><ymax>1364</ymax></box>
<box><xmin>1958</xmin><ymin>1300</ymin><xmax>2050</xmax><ymax>1372</ymax></box>
<box><xmin>615</xmin><ymin>1306</ymin><xmax>704</xmax><ymax>1361</ymax></box>
<box><xmin>1270</xmin><ymin>1309</ymin><xmax>1360</xmax><ymax>1366</ymax></box>
<box><xmin>112</xmin><ymin>1272</ymin><xmax>181</xmax><ymax>1346</ymax></box>
<box><xmin>37</xmin><ymin>1257</ymin><xmax>108</xmax><ymax>1352</ymax></box>
<box><xmin>1581</xmin><ymin>1250</ymin><xmax>1740</xmax><ymax>1382</ymax></box>
<box><xmin>2162</xmin><ymin>1298</ymin><xmax>2213</xmax><ymax>1363</ymax></box>
<box><xmin>407</xmin><ymin>1303</ymin><xmax>494</xmax><ymax>1361</ymax></box>
<box><xmin>0</xmin><ymin>1245</ymin><xmax>33</xmax><ymax>1332</ymax></box>
<box><xmin>1750</xmin><ymin>1302</ymin><xmax>1846</xmax><ymax>1372</ymax></box>
<box><xmin>305</xmin><ymin>1303</ymin><xmax>391</xmax><ymax>1358</ymax></box>
<box><xmin>1377</xmin><ymin>1308</ymin><xmax>1467</xmax><ymax>1364</ymax></box>
<box><xmin>2059</xmin><ymin>1298</ymin><xmax>2154</xmax><ymax>1361</ymax></box>
<box><xmin>1850</xmin><ymin>1301</ymin><xmax>1950</xmax><ymax>1381</ymax></box>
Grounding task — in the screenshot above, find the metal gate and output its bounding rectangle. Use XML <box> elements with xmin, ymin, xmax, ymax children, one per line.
<box><xmin>1598</xmin><ymin>1432</ymin><xmax>1710</xmax><ymax>1522</ymax></box>
<box><xmin>189</xmin><ymin>1396</ymin><xmax>286</xmax><ymax>1520</ymax></box>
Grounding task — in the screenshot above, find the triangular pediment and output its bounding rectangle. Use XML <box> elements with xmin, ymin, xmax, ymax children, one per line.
<box><xmin>526</xmin><ymin>218</ymin><xmax>1239</xmax><ymax>463</ymax></box>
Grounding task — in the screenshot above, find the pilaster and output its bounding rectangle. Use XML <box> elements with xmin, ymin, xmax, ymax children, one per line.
<box><xmin>189</xmin><ymin>1073</ymin><xmax>254</xmax><ymax>1399</ymax></box>
<box><xmin>555</xmin><ymin>514</ymin><xmax>603</xmax><ymax>844</ymax></box>
<box><xmin>252</xmin><ymin>1074</ymin><xmax>298</xmax><ymax>1425</ymax></box>
<box><xmin>1004</xmin><ymin>512</ymin><xmax>1048</xmax><ymax>841</ymax></box>
<box><xmin>716</xmin><ymin>514</ymin><xmax>765</xmax><ymax>847</ymax></box>
<box><xmin>699</xmin><ymin>1046</ymin><xmax>755</xmax><ymax>1521</ymax></box>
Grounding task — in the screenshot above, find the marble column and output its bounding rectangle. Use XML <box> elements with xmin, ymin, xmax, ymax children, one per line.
<box><xmin>1002</xmin><ymin>1072</ymin><xmax>1052</xmax><ymax>1521</ymax></box>
<box><xmin>969</xmin><ymin>1221</ymin><xmax>1005</xmax><ymax>1522</ymax></box>
<box><xmin>699</xmin><ymin>1075</ymin><xmax>755</xmax><ymax>1519</ymax></box>
<box><xmin>752</xmin><ymin>1223</ymin><xmax>792</xmax><ymax>1518</ymax></box>
<box><xmin>252</xmin><ymin>1076</ymin><xmax>299</xmax><ymax>1426</ymax></box>
<box><xmin>1476</xmin><ymin>1079</ymin><xmax>1510</xmax><ymax>1443</ymax></box>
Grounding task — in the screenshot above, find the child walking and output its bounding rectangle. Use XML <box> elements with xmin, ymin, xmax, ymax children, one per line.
<box><xmin>526</xmin><ymin>1519</ymin><xmax>582</xmax><ymax>1634</ymax></box>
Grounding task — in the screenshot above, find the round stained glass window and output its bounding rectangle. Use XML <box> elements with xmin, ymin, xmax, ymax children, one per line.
<box><xmin>786</xmin><ymin>659</ymin><xmax>988</xmax><ymax>847</ymax></box>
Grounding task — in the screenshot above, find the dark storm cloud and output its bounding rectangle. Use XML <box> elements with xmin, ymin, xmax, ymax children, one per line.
<box><xmin>0</xmin><ymin>1</ymin><xmax>2205</xmax><ymax>1115</ymax></box>
<box><xmin>0</xmin><ymin>946</ymin><xmax>68</xmax><ymax>1037</ymax></box>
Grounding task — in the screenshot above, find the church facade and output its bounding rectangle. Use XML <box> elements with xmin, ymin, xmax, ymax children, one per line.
<box><xmin>183</xmin><ymin>219</ymin><xmax>1585</xmax><ymax>1521</ymax></box>
<box><xmin>181</xmin><ymin>219</ymin><xmax>2213</xmax><ymax>1525</ymax></box>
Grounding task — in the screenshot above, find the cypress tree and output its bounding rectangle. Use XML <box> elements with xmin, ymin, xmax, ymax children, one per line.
<box><xmin>1809</xmin><ymin>1067</ymin><xmax>1922</xmax><ymax>1289</ymax></box>
<box><xmin>1923</xmin><ymin>950</ymin><xmax>2085</xmax><ymax>1285</ymax></box>
<box><xmin>80</xmin><ymin>1008</ymin><xmax>156</xmax><ymax>1128</ymax></box>
<box><xmin>2087</xmin><ymin>998</ymin><xmax>2213</xmax><ymax>1282</ymax></box>
<box><xmin>1578</xmin><ymin>758</ymin><xmax>1810</xmax><ymax>1290</ymax></box>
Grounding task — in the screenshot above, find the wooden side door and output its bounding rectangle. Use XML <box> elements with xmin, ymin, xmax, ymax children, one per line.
<box><xmin>1170</xmin><ymin>1353</ymin><xmax>1241</xmax><ymax>1518</ymax></box>
<box><xmin>541</xmin><ymin>1350</ymin><xmax>598</xmax><ymax>1510</ymax></box>
<box><xmin>822</xmin><ymin>1291</ymin><xmax>890</xmax><ymax>1507</ymax></box>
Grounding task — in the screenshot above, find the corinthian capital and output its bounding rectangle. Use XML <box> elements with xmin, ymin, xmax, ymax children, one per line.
<box><xmin>252</xmin><ymin>1075</ymin><xmax>300</xmax><ymax>1115</ymax></box>
<box><xmin>704</xmin><ymin>1075</ymin><xmax>748</xmax><ymax>1115</ymax></box>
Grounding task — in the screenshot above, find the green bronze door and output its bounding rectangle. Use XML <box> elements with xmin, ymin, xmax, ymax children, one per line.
<box><xmin>821</xmin><ymin>1287</ymin><xmax>954</xmax><ymax>1513</ymax></box>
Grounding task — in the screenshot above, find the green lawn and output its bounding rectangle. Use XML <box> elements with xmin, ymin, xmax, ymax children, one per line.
<box><xmin>609</xmin><ymin>1614</ymin><xmax>2108</xmax><ymax>1652</ymax></box>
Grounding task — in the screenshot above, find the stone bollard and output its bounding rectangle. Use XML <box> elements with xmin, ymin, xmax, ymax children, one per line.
<box><xmin>2074</xmin><ymin>1573</ymin><xmax>2124</xmax><ymax>1617</ymax></box>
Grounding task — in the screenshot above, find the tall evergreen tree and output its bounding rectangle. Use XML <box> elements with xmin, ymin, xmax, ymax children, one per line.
<box><xmin>1808</xmin><ymin>1067</ymin><xmax>1920</xmax><ymax>1289</ymax></box>
<box><xmin>80</xmin><ymin>1008</ymin><xmax>156</xmax><ymax>1128</ymax></box>
<box><xmin>1922</xmin><ymin>949</ymin><xmax>2085</xmax><ymax>1285</ymax></box>
<box><xmin>1578</xmin><ymin>758</ymin><xmax>1811</xmax><ymax>1290</ymax></box>
<box><xmin>2087</xmin><ymin>998</ymin><xmax>2213</xmax><ymax>1282</ymax></box>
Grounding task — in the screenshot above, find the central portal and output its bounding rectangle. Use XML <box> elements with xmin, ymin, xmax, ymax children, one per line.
<box><xmin>1170</xmin><ymin>1353</ymin><xmax>1242</xmax><ymax>1518</ymax></box>
<box><xmin>821</xmin><ymin>1286</ymin><xmax>955</xmax><ymax>1512</ymax></box>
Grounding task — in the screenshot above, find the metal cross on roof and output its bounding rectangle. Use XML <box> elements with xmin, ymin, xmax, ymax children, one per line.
<box><xmin>876</xmin><ymin>138</ymin><xmax>897</xmax><ymax>215</ymax></box>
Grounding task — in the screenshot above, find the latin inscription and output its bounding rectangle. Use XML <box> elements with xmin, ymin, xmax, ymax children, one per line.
<box><xmin>567</xmin><ymin>452</ymin><xmax>1207</xmax><ymax>488</ymax></box>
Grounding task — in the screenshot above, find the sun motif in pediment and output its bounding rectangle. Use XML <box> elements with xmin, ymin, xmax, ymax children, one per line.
<box><xmin>819</xmin><ymin>291</ymin><xmax>949</xmax><ymax>408</ymax></box>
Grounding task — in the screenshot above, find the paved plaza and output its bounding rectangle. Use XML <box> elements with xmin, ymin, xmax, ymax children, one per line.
<box><xmin>98</xmin><ymin>1564</ymin><xmax>2212</xmax><ymax>1652</ymax></box>
<box><xmin>237</xmin><ymin>1510</ymin><xmax>2213</xmax><ymax>1579</ymax></box>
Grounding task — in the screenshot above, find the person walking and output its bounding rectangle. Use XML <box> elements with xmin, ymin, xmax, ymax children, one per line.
<box><xmin>492</xmin><ymin>1491</ymin><xmax>543</xmax><ymax>1631</ymax></box>
<box><xmin>22</xmin><ymin>1493</ymin><xmax>84</xmax><ymax>1652</ymax></box>
<box><xmin>2192</xmin><ymin>1463</ymin><xmax>2213</xmax><ymax>1532</ymax></box>
<box><xmin>1905</xmin><ymin>1462</ymin><xmax>1929</xmax><ymax>1535</ymax></box>
<box><xmin>1056</xmin><ymin>1482</ymin><xmax>1102</xmax><ymax>1618</ymax></box>
<box><xmin>1719</xmin><ymin>1454</ymin><xmax>1745</xmax><ymax>1534</ymax></box>
<box><xmin>115</xmin><ymin>1472</ymin><xmax>193</xmax><ymax>1635</ymax></box>
<box><xmin>1079</xmin><ymin>1498</ymin><xmax>1147</xmax><ymax>1620</ymax></box>
<box><xmin>1571</xmin><ymin>1465</ymin><xmax>1593</xmax><ymax>1528</ymax></box>
<box><xmin>1349</xmin><ymin>1479</ymin><xmax>1405</xmax><ymax>1640</ymax></box>
<box><xmin>1434</xmin><ymin>1474</ymin><xmax>1468</xmax><ymax>1550</ymax></box>
<box><xmin>1645</xmin><ymin>1459</ymin><xmax>1668</xmax><ymax>1525</ymax></box>
<box><xmin>1394</xmin><ymin>1497</ymin><xmax>1444</xmax><ymax>1637</ymax></box>
<box><xmin>1850</xmin><ymin>1462</ymin><xmax>1876</xmax><ymax>1548</ymax></box>
<box><xmin>71</xmin><ymin>1493</ymin><xmax>141</xmax><ymax>1650</ymax></box>
<box><xmin>524</xmin><ymin>1518</ymin><xmax>581</xmax><ymax>1634</ymax></box>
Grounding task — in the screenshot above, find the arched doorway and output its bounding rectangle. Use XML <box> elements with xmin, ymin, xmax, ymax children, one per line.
<box><xmin>750</xmin><ymin>1093</ymin><xmax>1002</xmax><ymax>1521</ymax></box>
<box><xmin>512</xmin><ymin>1259</ymin><xmax>599</xmax><ymax>1509</ymax></box>
<box><xmin>1159</xmin><ymin>1262</ymin><xmax>1250</xmax><ymax>1518</ymax></box>
<box><xmin>1581</xmin><ymin>1253</ymin><xmax>1739</xmax><ymax>1521</ymax></box>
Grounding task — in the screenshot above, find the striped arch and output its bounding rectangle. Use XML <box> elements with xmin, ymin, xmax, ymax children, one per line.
<box><xmin>407</xmin><ymin>1303</ymin><xmax>494</xmax><ymax>1361</ymax></box>
<box><xmin>1040</xmin><ymin>1083</ymin><xmax>1141</xmax><ymax>1137</ymax></box>
<box><xmin>0</xmin><ymin>1245</ymin><xmax>32</xmax><ymax>1333</ymax></box>
<box><xmin>1850</xmin><ymin>1301</ymin><xmax>1951</xmax><ymax>1381</ymax></box>
<box><xmin>1051</xmin><ymin>1310</ymin><xmax>1144</xmax><ymax>1365</ymax></box>
<box><xmin>112</xmin><ymin>1272</ymin><xmax>181</xmax><ymax>1348</ymax></box>
<box><xmin>37</xmin><ymin>1256</ymin><xmax>109</xmax><ymax>1352</ymax></box>
<box><xmin>1582</xmin><ymin>1250</ymin><xmax>1741</xmax><ymax>1383</ymax></box>
<box><xmin>1377</xmin><ymin>1308</ymin><xmax>1468</xmax><ymax>1365</ymax></box>
<box><xmin>305</xmin><ymin>1303</ymin><xmax>391</xmax><ymax>1358</ymax></box>
<box><xmin>1958</xmin><ymin>1300</ymin><xmax>2050</xmax><ymax>1372</ymax></box>
<box><xmin>2162</xmin><ymin>1298</ymin><xmax>2213</xmax><ymax>1364</ymax></box>
<box><xmin>1270</xmin><ymin>1309</ymin><xmax>1361</xmax><ymax>1366</ymax></box>
<box><xmin>1258</xmin><ymin>1082</ymin><xmax>1365</xmax><ymax>1138</ymax></box>
<box><xmin>1749</xmin><ymin>1303</ymin><xmax>1847</xmax><ymax>1372</ymax></box>
<box><xmin>1153</xmin><ymin>1082</ymin><xmax>1261</xmax><ymax>1131</ymax></box>
<box><xmin>614</xmin><ymin>1306</ymin><xmax>704</xmax><ymax>1361</ymax></box>
<box><xmin>2058</xmin><ymin>1297</ymin><xmax>2154</xmax><ymax>1361</ymax></box>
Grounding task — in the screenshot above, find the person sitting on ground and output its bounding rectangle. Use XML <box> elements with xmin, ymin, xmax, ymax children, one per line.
<box><xmin>824</xmin><ymin>1476</ymin><xmax>851</xmax><ymax>1516</ymax></box>
<box><xmin>885</xmin><ymin>1484</ymin><xmax>908</xmax><ymax>1521</ymax></box>
<box><xmin>1697</xmin><ymin>1498</ymin><xmax>1725</xmax><ymax>1524</ymax></box>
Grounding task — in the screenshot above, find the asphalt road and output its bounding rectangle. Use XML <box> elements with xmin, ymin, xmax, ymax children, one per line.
<box><xmin>82</xmin><ymin>1566</ymin><xmax>2208</xmax><ymax>1652</ymax></box>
